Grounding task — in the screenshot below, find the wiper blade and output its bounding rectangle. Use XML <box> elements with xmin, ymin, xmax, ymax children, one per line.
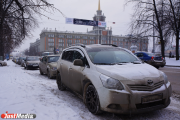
<box><xmin>95</xmin><ymin>63</ymin><xmax>115</xmax><ymax>65</ymax></box>
<box><xmin>131</xmin><ymin>61</ymin><xmax>141</xmax><ymax>64</ymax></box>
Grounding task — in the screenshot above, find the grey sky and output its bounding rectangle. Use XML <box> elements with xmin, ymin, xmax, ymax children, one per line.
<box><xmin>16</xmin><ymin>0</ymin><xmax>136</xmax><ymax>51</ymax></box>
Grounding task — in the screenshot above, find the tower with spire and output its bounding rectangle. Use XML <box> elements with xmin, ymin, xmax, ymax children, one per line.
<box><xmin>88</xmin><ymin>0</ymin><xmax>112</xmax><ymax>44</ymax></box>
<box><xmin>93</xmin><ymin>0</ymin><xmax>106</xmax><ymax>30</ymax></box>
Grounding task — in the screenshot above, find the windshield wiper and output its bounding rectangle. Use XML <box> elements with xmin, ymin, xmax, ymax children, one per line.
<box><xmin>131</xmin><ymin>61</ymin><xmax>141</xmax><ymax>64</ymax></box>
<box><xmin>94</xmin><ymin>63</ymin><xmax>115</xmax><ymax>65</ymax></box>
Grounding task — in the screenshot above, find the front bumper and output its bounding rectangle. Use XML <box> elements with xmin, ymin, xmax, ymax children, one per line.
<box><xmin>97</xmin><ymin>82</ymin><xmax>172</xmax><ymax>114</ymax></box>
<box><xmin>50</xmin><ymin>70</ymin><xmax>57</xmax><ymax>77</ymax></box>
<box><xmin>27</xmin><ymin>64</ymin><xmax>39</xmax><ymax>68</ymax></box>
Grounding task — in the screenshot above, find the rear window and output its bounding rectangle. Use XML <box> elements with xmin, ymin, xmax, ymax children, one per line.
<box><xmin>146</xmin><ymin>53</ymin><xmax>154</xmax><ymax>56</ymax></box>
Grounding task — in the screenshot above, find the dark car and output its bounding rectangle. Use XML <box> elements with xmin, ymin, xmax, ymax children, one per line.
<box><xmin>135</xmin><ymin>52</ymin><xmax>166</xmax><ymax>69</ymax></box>
<box><xmin>24</xmin><ymin>56</ymin><xmax>40</xmax><ymax>70</ymax></box>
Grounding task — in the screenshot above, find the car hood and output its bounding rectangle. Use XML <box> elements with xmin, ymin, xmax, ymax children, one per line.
<box><xmin>27</xmin><ymin>61</ymin><xmax>40</xmax><ymax>64</ymax></box>
<box><xmin>48</xmin><ymin>62</ymin><xmax>57</xmax><ymax>67</ymax></box>
<box><xmin>96</xmin><ymin>63</ymin><xmax>163</xmax><ymax>85</ymax></box>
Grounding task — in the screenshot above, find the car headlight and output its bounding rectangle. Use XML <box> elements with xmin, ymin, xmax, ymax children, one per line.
<box><xmin>51</xmin><ymin>67</ymin><xmax>57</xmax><ymax>71</ymax></box>
<box><xmin>100</xmin><ymin>74</ymin><xmax>124</xmax><ymax>90</ymax></box>
<box><xmin>161</xmin><ymin>71</ymin><xmax>168</xmax><ymax>84</ymax></box>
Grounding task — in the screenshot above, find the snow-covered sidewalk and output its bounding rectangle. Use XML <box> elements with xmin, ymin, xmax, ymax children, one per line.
<box><xmin>165</xmin><ymin>57</ymin><xmax>180</xmax><ymax>67</ymax></box>
<box><xmin>0</xmin><ymin>61</ymin><xmax>180</xmax><ymax>120</ymax></box>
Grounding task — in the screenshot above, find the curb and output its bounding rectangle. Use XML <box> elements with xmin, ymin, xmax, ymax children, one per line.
<box><xmin>165</xmin><ymin>65</ymin><xmax>180</xmax><ymax>67</ymax></box>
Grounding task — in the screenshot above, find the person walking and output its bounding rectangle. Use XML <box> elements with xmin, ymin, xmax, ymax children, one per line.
<box><xmin>169</xmin><ymin>51</ymin><xmax>172</xmax><ymax>58</ymax></box>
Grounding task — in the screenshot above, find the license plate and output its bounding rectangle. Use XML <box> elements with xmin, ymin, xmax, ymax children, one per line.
<box><xmin>142</xmin><ymin>94</ymin><xmax>163</xmax><ymax>104</ymax></box>
<box><xmin>33</xmin><ymin>65</ymin><xmax>38</xmax><ymax>67</ymax></box>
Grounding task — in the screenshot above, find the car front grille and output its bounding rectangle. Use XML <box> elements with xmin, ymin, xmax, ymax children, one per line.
<box><xmin>128</xmin><ymin>81</ymin><xmax>164</xmax><ymax>91</ymax></box>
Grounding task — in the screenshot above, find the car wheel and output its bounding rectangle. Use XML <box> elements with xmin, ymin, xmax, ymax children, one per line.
<box><xmin>56</xmin><ymin>73</ymin><xmax>65</xmax><ymax>91</ymax></box>
<box><xmin>0</xmin><ymin>63</ymin><xmax>2</xmax><ymax>67</ymax></box>
<box><xmin>85</xmin><ymin>85</ymin><xmax>101</xmax><ymax>115</ymax></box>
<box><xmin>155</xmin><ymin>66</ymin><xmax>159</xmax><ymax>69</ymax></box>
<box><xmin>39</xmin><ymin>68</ymin><xmax>43</xmax><ymax>75</ymax></box>
<box><xmin>47</xmin><ymin>70</ymin><xmax>53</xmax><ymax>79</ymax></box>
<box><xmin>161</xmin><ymin>65</ymin><xmax>164</xmax><ymax>67</ymax></box>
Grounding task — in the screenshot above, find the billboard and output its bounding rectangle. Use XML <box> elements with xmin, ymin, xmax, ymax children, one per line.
<box><xmin>65</xmin><ymin>18</ymin><xmax>74</xmax><ymax>24</ymax></box>
<box><xmin>98</xmin><ymin>21</ymin><xmax>106</xmax><ymax>27</ymax></box>
<box><xmin>65</xmin><ymin>18</ymin><xmax>106</xmax><ymax>27</ymax></box>
<box><xmin>73</xmin><ymin>18</ymin><xmax>98</xmax><ymax>26</ymax></box>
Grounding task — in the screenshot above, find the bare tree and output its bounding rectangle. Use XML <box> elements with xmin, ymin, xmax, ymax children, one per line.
<box><xmin>0</xmin><ymin>0</ymin><xmax>64</xmax><ymax>60</ymax></box>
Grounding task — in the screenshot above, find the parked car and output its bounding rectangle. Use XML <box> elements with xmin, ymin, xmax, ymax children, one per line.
<box><xmin>17</xmin><ymin>57</ymin><xmax>24</xmax><ymax>65</ymax></box>
<box><xmin>0</xmin><ymin>60</ymin><xmax>7</xmax><ymax>66</ymax></box>
<box><xmin>39</xmin><ymin>55</ymin><xmax>60</xmax><ymax>79</ymax></box>
<box><xmin>21</xmin><ymin>57</ymin><xmax>26</xmax><ymax>67</ymax></box>
<box><xmin>15</xmin><ymin>57</ymin><xmax>19</xmax><ymax>64</ymax></box>
<box><xmin>56</xmin><ymin>44</ymin><xmax>172</xmax><ymax>115</ymax></box>
<box><xmin>24</xmin><ymin>56</ymin><xmax>40</xmax><ymax>70</ymax></box>
<box><xmin>134</xmin><ymin>52</ymin><xmax>166</xmax><ymax>69</ymax></box>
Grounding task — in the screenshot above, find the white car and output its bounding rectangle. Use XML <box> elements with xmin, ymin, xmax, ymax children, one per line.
<box><xmin>0</xmin><ymin>60</ymin><xmax>7</xmax><ymax>66</ymax></box>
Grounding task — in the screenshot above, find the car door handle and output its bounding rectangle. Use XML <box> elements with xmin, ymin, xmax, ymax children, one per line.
<box><xmin>69</xmin><ymin>67</ymin><xmax>72</xmax><ymax>70</ymax></box>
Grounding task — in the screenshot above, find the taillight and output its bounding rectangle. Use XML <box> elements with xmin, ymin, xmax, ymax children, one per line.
<box><xmin>151</xmin><ymin>56</ymin><xmax>154</xmax><ymax>60</ymax></box>
<box><xmin>162</xmin><ymin>57</ymin><xmax>163</xmax><ymax>59</ymax></box>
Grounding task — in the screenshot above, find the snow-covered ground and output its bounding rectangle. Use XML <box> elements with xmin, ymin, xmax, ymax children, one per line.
<box><xmin>165</xmin><ymin>57</ymin><xmax>180</xmax><ymax>66</ymax></box>
<box><xmin>0</xmin><ymin>60</ymin><xmax>180</xmax><ymax>120</ymax></box>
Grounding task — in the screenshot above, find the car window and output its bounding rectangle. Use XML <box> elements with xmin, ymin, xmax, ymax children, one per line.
<box><xmin>42</xmin><ymin>57</ymin><xmax>47</xmax><ymax>63</ymax></box>
<box><xmin>86</xmin><ymin>47</ymin><xmax>139</xmax><ymax>64</ymax></box>
<box><xmin>48</xmin><ymin>56</ymin><xmax>59</xmax><ymax>63</ymax></box>
<box><xmin>72</xmin><ymin>51</ymin><xmax>83</xmax><ymax>62</ymax></box>
<box><xmin>146</xmin><ymin>53</ymin><xmax>154</xmax><ymax>56</ymax></box>
<box><xmin>62</xmin><ymin>50</ymin><xmax>74</xmax><ymax>62</ymax></box>
<box><xmin>137</xmin><ymin>53</ymin><xmax>143</xmax><ymax>57</ymax></box>
<box><xmin>27</xmin><ymin>57</ymin><xmax>39</xmax><ymax>61</ymax></box>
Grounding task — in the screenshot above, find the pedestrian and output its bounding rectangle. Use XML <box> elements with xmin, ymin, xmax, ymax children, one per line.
<box><xmin>169</xmin><ymin>51</ymin><xmax>172</xmax><ymax>58</ymax></box>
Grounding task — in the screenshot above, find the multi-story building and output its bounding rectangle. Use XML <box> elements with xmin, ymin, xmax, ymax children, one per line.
<box><xmin>38</xmin><ymin>1</ymin><xmax>148</xmax><ymax>54</ymax></box>
<box><xmin>29</xmin><ymin>38</ymin><xmax>40</xmax><ymax>56</ymax></box>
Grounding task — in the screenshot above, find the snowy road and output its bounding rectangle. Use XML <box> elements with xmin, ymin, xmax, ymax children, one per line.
<box><xmin>0</xmin><ymin>60</ymin><xmax>180</xmax><ymax>120</ymax></box>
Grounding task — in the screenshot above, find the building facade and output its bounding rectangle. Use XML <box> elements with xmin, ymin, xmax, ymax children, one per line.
<box><xmin>29</xmin><ymin>38</ymin><xmax>40</xmax><ymax>56</ymax></box>
<box><xmin>38</xmin><ymin>1</ymin><xmax>148</xmax><ymax>54</ymax></box>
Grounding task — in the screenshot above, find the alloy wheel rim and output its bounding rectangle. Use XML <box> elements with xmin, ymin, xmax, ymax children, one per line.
<box><xmin>86</xmin><ymin>87</ymin><xmax>98</xmax><ymax>112</ymax></box>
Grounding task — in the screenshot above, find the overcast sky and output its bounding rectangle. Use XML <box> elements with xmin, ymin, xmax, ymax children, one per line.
<box><xmin>16</xmin><ymin>0</ymin><xmax>138</xmax><ymax>51</ymax></box>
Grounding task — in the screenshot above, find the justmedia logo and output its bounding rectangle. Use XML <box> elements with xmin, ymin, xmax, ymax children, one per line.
<box><xmin>1</xmin><ymin>111</ymin><xmax>36</xmax><ymax>119</ymax></box>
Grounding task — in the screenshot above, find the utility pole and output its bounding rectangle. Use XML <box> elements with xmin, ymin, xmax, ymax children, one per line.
<box><xmin>153</xmin><ymin>13</ymin><xmax>155</xmax><ymax>53</ymax></box>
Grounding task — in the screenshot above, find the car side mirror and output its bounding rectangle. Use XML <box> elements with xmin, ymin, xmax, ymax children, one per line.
<box><xmin>73</xmin><ymin>59</ymin><xmax>84</xmax><ymax>66</ymax></box>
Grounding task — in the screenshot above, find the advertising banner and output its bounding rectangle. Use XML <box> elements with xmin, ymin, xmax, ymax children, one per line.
<box><xmin>65</xmin><ymin>18</ymin><xmax>74</xmax><ymax>24</ymax></box>
<box><xmin>98</xmin><ymin>21</ymin><xmax>106</xmax><ymax>27</ymax></box>
<box><xmin>65</xmin><ymin>18</ymin><xmax>106</xmax><ymax>27</ymax></box>
<box><xmin>73</xmin><ymin>18</ymin><xmax>98</xmax><ymax>26</ymax></box>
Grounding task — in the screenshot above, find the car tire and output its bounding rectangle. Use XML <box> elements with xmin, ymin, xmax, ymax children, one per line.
<box><xmin>161</xmin><ymin>65</ymin><xmax>164</xmax><ymax>67</ymax></box>
<box><xmin>56</xmin><ymin>73</ymin><xmax>65</xmax><ymax>91</ymax></box>
<box><xmin>85</xmin><ymin>85</ymin><xmax>102</xmax><ymax>115</ymax></box>
<box><xmin>39</xmin><ymin>68</ymin><xmax>43</xmax><ymax>75</ymax></box>
<box><xmin>47</xmin><ymin>70</ymin><xmax>53</xmax><ymax>79</ymax></box>
<box><xmin>155</xmin><ymin>66</ymin><xmax>159</xmax><ymax>69</ymax></box>
<box><xmin>0</xmin><ymin>63</ymin><xmax>2</xmax><ymax>67</ymax></box>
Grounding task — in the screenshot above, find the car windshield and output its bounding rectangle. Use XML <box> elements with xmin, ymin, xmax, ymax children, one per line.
<box><xmin>27</xmin><ymin>57</ymin><xmax>39</xmax><ymax>61</ymax></box>
<box><xmin>48</xmin><ymin>56</ymin><xmax>59</xmax><ymax>63</ymax></box>
<box><xmin>86</xmin><ymin>47</ymin><xmax>139</xmax><ymax>65</ymax></box>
